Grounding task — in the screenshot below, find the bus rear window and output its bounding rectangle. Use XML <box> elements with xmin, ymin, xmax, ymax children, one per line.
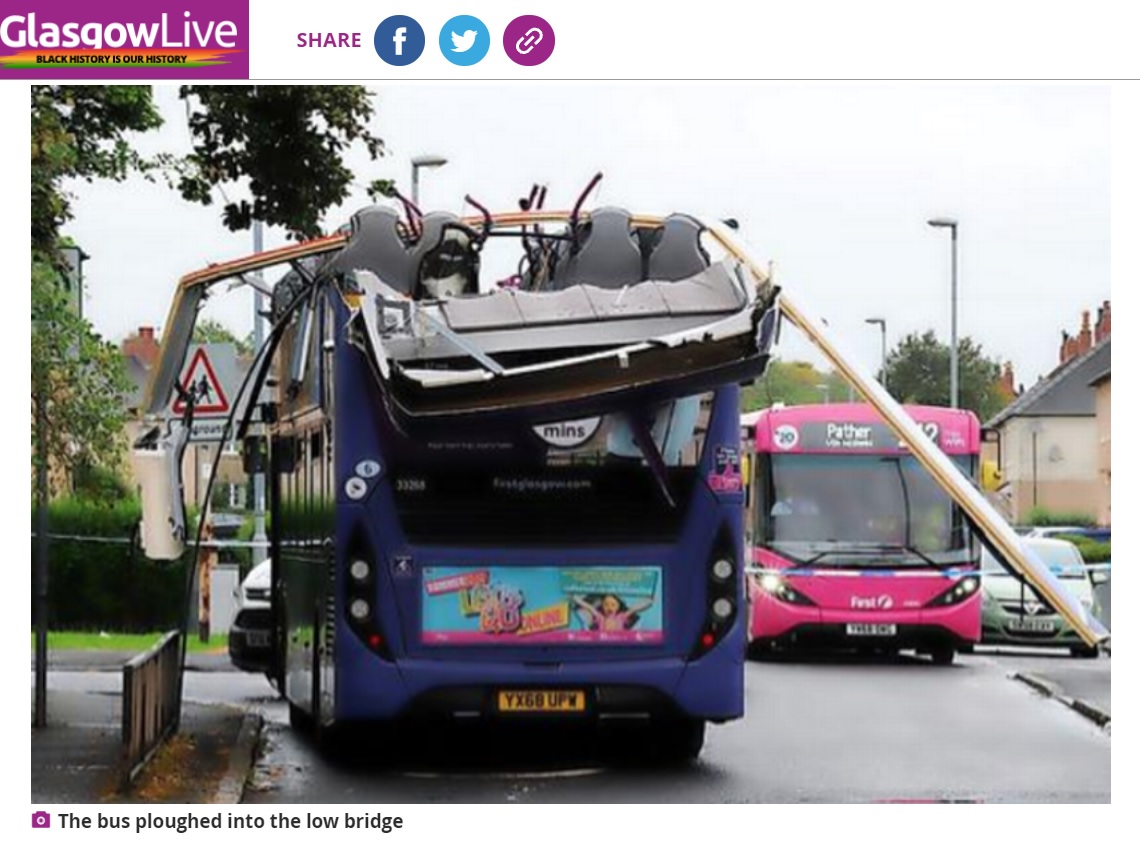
<box><xmin>389</xmin><ymin>396</ymin><xmax>710</xmax><ymax>544</ymax></box>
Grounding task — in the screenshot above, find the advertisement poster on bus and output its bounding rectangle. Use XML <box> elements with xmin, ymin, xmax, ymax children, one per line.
<box><xmin>422</xmin><ymin>566</ymin><xmax>664</xmax><ymax>644</ymax></box>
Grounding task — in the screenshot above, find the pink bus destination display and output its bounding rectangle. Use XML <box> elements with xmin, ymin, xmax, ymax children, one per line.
<box><xmin>758</xmin><ymin>405</ymin><xmax>979</xmax><ymax>455</ymax></box>
<box><xmin>422</xmin><ymin>566</ymin><xmax>664</xmax><ymax>645</ymax></box>
<box><xmin>1</xmin><ymin>0</ymin><xmax>249</xmax><ymax>78</ymax></box>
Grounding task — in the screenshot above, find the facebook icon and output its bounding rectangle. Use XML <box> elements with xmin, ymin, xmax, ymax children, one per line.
<box><xmin>374</xmin><ymin>15</ymin><xmax>424</xmax><ymax>66</ymax></box>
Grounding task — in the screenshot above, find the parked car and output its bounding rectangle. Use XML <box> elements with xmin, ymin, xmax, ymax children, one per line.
<box><xmin>228</xmin><ymin>558</ymin><xmax>273</xmax><ymax>674</ymax></box>
<box><xmin>1025</xmin><ymin>526</ymin><xmax>1110</xmax><ymax>544</ymax></box>
<box><xmin>981</xmin><ymin>538</ymin><xmax>1100</xmax><ymax>658</ymax></box>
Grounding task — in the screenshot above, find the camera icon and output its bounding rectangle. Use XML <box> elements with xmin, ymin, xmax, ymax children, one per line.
<box><xmin>32</xmin><ymin>811</ymin><xmax>51</xmax><ymax>829</ymax></box>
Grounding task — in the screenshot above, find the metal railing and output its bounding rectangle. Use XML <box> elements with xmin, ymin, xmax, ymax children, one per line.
<box><xmin>121</xmin><ymin>630</ymin><xmax>182</xmax><ymax>788</ymax></box>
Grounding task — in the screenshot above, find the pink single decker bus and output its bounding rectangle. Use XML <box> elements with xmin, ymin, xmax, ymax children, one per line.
<box><xmin>744</xmin><ymin>403</ymin><xmax>982</xmax><ymax>665</ymax></box>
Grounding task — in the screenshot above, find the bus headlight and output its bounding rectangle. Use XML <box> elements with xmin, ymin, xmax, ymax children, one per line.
<box><xmin>760</xmin><ymin>573</ymin><xmax>782</xmax><ymax>593</ymax></box>
<box><xmin>926</xmin><ymin>575</ymin><xmax>981</xmax><ymax>607</ymax></box>
<box><xmin>349</xmin><ymin>559</ymin><xmax>371</xmax><ymax>582</ymax></box>
<box><xmin>759</xmin><ymin>573</ymin><xmax>815</xmax><ymax>605</ymax></box>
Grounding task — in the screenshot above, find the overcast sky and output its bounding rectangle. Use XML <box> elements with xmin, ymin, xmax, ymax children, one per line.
<box><xmin>66</xmin><ymin>83</ymin><xmax>1109</xmax><ymax>387</ymax></box>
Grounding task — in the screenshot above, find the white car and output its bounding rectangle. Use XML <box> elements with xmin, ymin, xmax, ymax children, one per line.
<box><xmin>228</xmin><ymin>559</ymin><xmax>273</xmax><ymax>673</ymax></box>
<box><xmin>980</xmin><ymin>538</ymin><xmax>1099</xmax><ymax>657</ymax></box>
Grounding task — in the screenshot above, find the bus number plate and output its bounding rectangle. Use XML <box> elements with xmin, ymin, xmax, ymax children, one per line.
<box><xmin>497</xmin><ymin>690</ymin><xmax>586</xmax><ymax>713</ymax></box>
<box><xmin>846</xmin><ymin>623</ymin><xmax>897</xmax><ymax>636</ymax></box>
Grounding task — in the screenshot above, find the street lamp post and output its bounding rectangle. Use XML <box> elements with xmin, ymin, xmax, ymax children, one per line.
<box><xmin>865</xmin><ymin>317</ymin><xmax>887</xmax><ymax>389</ymax></box>
<box><xmin>251</xmin><ymin>220</ymin><xmax>267</xmax><ymax>568</ymax></box>
<box><xmin>411</xmin><ymin>154</ymin><xmax>448</xmax><ymax>206</ymax></box>
<box><xmin>927</xmin><ymin>218</ymin><xmax>959</xmax><ymax>408</ymax></box>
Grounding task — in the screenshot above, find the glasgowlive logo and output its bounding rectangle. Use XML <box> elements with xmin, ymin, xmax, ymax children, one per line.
<box><xmin>0</xmin><ymin>0</ymin><xmax>249</xmax><ymax>78</ymax></box>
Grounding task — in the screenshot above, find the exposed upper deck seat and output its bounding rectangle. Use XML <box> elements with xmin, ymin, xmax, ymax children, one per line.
<box><xmin>326</xmin><ymin>206</ymin><xmax>418</xmax><ymax>295</ymax></box>
<box><xmin>326</xmin><ymin>207</ymin><xmax>478</xmax><ymax>299</ymax></box>
<box><xmin>549</xmin><ymin>207</ymin><xmax>643</xmax><ymax>290</ymax></box>
<box><xmin>645</xmin><ymin>213</ymin><xmax>710</xmax><ymax>281</ymax></box>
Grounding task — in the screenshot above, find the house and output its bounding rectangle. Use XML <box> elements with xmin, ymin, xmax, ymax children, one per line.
<box><xmin>1088</xmin><ymin>365</ymin><xmax>1110</xmax><ymax>527</ymax></box>
<box><xmin>984</xmin><ymin>304</ymin><xmax>1110</xmax><ymax>525</ymax></box>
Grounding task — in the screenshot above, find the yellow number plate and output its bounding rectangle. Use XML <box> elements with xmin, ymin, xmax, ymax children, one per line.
<box><xmin>497</xmin><ymin>690</ymin><xmax>586</xmax><ymax>713</ymax></box>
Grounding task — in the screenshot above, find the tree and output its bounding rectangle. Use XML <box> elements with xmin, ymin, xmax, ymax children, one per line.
<box><xmin>743</xmin><ymin>359</ymin><xmax>853</xmax><ymax>411</ymax></box>
<box><xmin>31</xmin><ymin>257</ymin><xmax>130</xmax><ymax>486</ymax></box>
<box><xmin>31</xmin><ymin>87</ymin><xmax>161</xmax><ymax>482</ymax></box>
<box><xmin>31</xmin><ymin>85</ymin><xmax>163</xmax><ymax>262</ymax></box>
<box><xmin>193</xmin><ymin>318</ymin><xmax>254</xmax><ymax>357</ymax></box>
<box><xmin>176</xmin><ymin>85</ymin><xmax>387</xmax><ymax>238</ymax></box>
<box><xmin>881</xmin><ymin>330</ymin><xmax>1011</xmax><ymax>420</ymax></box>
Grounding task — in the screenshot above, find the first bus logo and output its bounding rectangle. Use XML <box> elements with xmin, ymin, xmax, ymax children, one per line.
<box><xmin>0</xmin><ymin>1</ymin><xmax>248</xmax><ymax>78</ymax></box>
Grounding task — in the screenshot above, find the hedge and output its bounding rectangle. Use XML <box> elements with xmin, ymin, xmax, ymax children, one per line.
<box><xmin>1025</xmin><ymin>507</ymin><xmax>1097</xmax><ymax>528</ymax></box>
<box><xmin>31</xmin><ymin>497</ymin><xmax>188</xmax><ymax>633</ymax></box>
<box><xmin>1056</xmin><ymin>535</ymin><xmax>1112</xmax><ymax>566</ymax></box>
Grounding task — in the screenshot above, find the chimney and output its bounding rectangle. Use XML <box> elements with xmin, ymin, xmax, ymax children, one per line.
<box><xmin>1095</xmin><ymin>300</ymin><xmax>1111</xmax><ymax>343</ymax></box>
<box><xmin>122</xmin><ymin>325</ymin><xmax>160</xmax><ymax>368</ymax></box>
<box><xmin>1077</xmin><ymin>310</ymin><xmax>1092</xmax><ymax>356</ymax></box>
<box><xmin>1059</xmin><ymin>330</ymin><xmax>1072</xmax><ymax>365</ymax></box>
<box><xmin>999</xmin><ymin>361</ymin><xmax>1016</xmax><ymax>399</ymax></box>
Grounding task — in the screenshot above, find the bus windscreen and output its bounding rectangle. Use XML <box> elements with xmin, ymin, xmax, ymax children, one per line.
<box><xmin>763</xmin><ymin>452</ymin><xmax>973</xmax><ymax>566</ymax></box>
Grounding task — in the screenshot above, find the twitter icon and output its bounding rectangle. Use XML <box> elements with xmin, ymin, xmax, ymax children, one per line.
<box><xmin>439</xmin><ymin>15</ymin><xmax>489</xmax><ymax>65</ymax></box>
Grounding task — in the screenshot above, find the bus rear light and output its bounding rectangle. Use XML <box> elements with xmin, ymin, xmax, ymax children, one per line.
<box><xmin>349</xmin><ymin>599</ymin><xmax>371</xmax><ymax>621</ymax></box>
<box><xmin>712</xmin><ymin>598</ymin><xmax>734</xmax><ymax>620</ymax></box>
<box><xmin>925</xmin><ymin>575</ymin><xmax>980</xmax><ymax>607</ymax></box>
<box><xmin>712</xmin><ymin>559</ymin><xmax>734</xmax><ymax>582</ymax></box>
<box><xmin>345</xmin><ymin>531</ymin><xmax>393</xmax><ymax>661</ymax></box>
<box><xmin>690</xmin><ymin>530</ymin><xmax>741</xmax><ymax>660</ymax></box>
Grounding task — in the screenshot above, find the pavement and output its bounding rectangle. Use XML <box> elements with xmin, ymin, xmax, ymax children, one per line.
<box><xmin>38</xmin><ymin>649</ymin><xmax>236</xmax><ymax>673</ymax></box>
<box><xmin>31</xmin><ymin>650</ymin><xmax>261</xmax><ymax>804</ymax></box>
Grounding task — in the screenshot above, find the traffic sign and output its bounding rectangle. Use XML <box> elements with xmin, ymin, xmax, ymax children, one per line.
<box><xmin>168</xmin><ymin>343</ymin><xmax>246</xmax><ymax>442</ymax></box>
<box><xmin>173</xmin><ymin>347</ymin><xmax>231</xmax><ymax>414</ymax></box>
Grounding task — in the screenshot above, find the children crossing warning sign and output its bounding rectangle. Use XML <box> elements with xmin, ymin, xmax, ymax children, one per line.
<box><xmin>166</xmin><ymin>343</ymin><xmax>247</xmax><ymax>441</ymax></box>
<box><xmin>173</xmin><ymin>347</ymin><xmax>231</xmax><ymax>414</ymax></box>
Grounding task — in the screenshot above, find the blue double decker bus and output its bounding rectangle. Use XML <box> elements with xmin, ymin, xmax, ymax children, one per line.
<box><xmin>137</xmin><ymin>205</ymin><xmax>778</xmax><ymax>760</ymax></box>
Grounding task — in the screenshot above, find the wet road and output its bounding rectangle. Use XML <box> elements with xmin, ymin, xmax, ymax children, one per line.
<box><xmin>44</xmin><ymin>649</ymin><xmax>1108</xmax><ymax>802</ymax></box>
<box><xmin>247</xmin><ymin>651</ymin><xmax>1108</xmax><ymax>803</ymax></box>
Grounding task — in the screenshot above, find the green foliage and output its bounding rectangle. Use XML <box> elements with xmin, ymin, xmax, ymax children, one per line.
<box><xmin>743</xmin><ymin>358</ymin><xmax>853</xmax><ymax>411</ymax></box>
<box><xmin>35</xmin><ymin>631</ymin><xmax>226</xmax><ymax>652</ymax></box>
<box><xmin>32</xmin><ymin>498</ymin><xmax>185</xmax><ymax>632</ymax></box>
<box><xmin>32</xmin><ymin>258</ymin><xmax>131</xmax><ymax>484</ymax></box>
<box><xmin>31</xmin><ymin>85</ymin><xmax>163</xmax><ymax>260</ymax></box>
<box><xmin>1056</xmin><ymin>535</ymin><xmax>1111</xmax><ymax>565</ymax></box>
<box><xmin>193</xmin><ymin>317</ymin><xmax>253</xmax><ymax>356</ymax></box>
<box><xmin>31</xmin><ymin>86</ymin><xmax>160</xmax><ymax>487</ymax></box>
<box><xmin>1025</xmin><ymin>506</ymin><xmax>1097</xmax><ymax>527</ymax></box>
<box><xmin>177</xmin><ymin>85</ymin><xmax>386</xmax><ymax>238</ymax></box>
<box><xmin>72</xmin><ymin>462</ymin><xmax>134</xmax><ymax>503</ymax></box>
<box><xmin>882</xmin><ymin>330</ymin><xmax>1011</xmax><ymax>421</ymax></box>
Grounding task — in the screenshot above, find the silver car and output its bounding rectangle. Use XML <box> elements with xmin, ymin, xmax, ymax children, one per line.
<box><xmin>980</xmin><ymin>538</ymin><xmax>1101</xmax><ymax>658</ymax></box>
